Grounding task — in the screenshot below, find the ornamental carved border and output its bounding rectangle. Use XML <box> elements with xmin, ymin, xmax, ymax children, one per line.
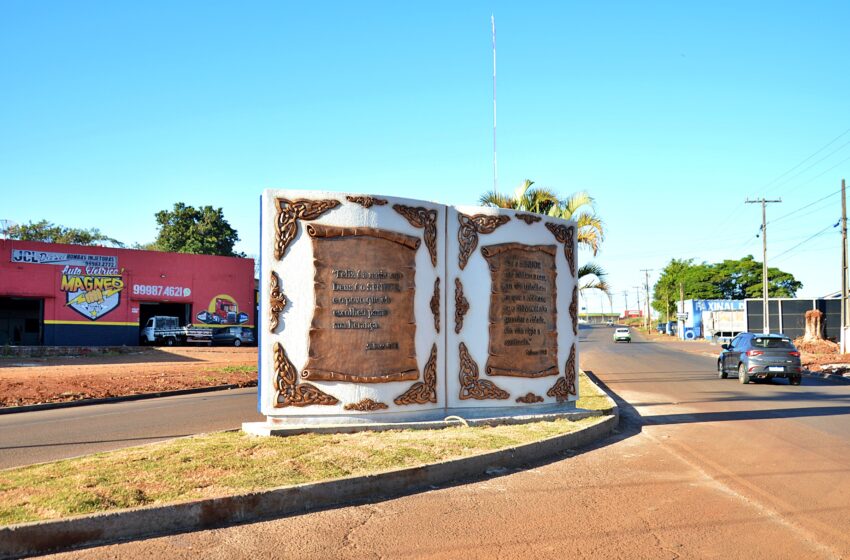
<box><xmin>346</xmin><ymin>195</ymin><xmax>388</xmax><ymax>208</ymax></box>
<box><xmin>273</xmin><ymin>342</ymin><xmax>339</xmax><ymax>408</ymax></box>
<box><xmin>458</xmin><ymin>342</ymin><xmax>509</xmax><ymax>401</ymax></box>
<box><xmin>546</xmin><ymin>376</ymin><xmax>569</xmax><ymax>403</ymax></box>
<box><xmin>269</xmin><ymin>270</ymin><xmax>287</xmax><ymax>333</ymax></box>
<box><xmin>515</xmin><ymin>213</ymin><xmax>542</xmax><ymax>225</ymax></box>
<box><xmin>344</xmin><ymin>398</ymin><xmax>389</xmax><ymax>411</ymax></box>
<box><xmin>393</xmin><ymin>204</ymin><xmax>438</xmax><ymax>267</ymax></box>
<box><xmin>547</xmin><ymin>343</ymin><xmax>577</xmax><ymax>403</ymax></box>
<box><xmin>454</xmin><ymin>278</ymin><xmax>469</xmax><ymax>334</ymax></box>
<box><xmin>274</xmin><ymin>198</ymin><xmax>340</xmax><ymax>260</ymax></box>
<box><xmin>570</xmin><ymin>286</ymin><xmax>578</xmax><ymax>335</ymax></box>
<box><xmin>566</xmin><ymin>343</ymin><xmax>577</xmax><ymax>396</ymax></box>
<box><xmin>516</xmin><ymin>392</ymin><xmax>544</xmax><ymax>404</ymax></box>
<box><xmin>394</xmin><ymin>344</ymin><xmax>438</xmax><ymax>405</ymax></box>
<box><xmin>430</xmin><ymin>278</ymin><xmax>441</xmax><ymax>333</ymax></box>
<box><xmin>545</xmin><ymin>222</ymin><xmax>576</xmax><ymax>275</ymax></box>
<box><xmin>457</xmin><ymin>213</ymin><xmax>511</xmax><ymax>269</ymax></box>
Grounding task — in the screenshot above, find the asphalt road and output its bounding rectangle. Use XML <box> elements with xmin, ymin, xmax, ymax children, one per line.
<box><xmin>0</xmin><ymin>388</ymin><xmax>263</xmax><ymax>469</ymax></box>
<box><xmin>41</xmin><ymin>326</ymin><xmax>850</xmax><ymax>558</ymax></box>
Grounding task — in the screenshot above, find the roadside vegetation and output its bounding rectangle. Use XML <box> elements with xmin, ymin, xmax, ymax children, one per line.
<box><xmin>0</xmin><ymin>372</ymin><xmax>609</xmax><ymax>525</ymax></box>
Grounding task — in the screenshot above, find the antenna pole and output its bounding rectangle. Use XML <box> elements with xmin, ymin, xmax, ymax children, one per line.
<box><xmin>491</xmin><ymin>14</ymin><xmax>498</xmax><ymax>195</ymax></box>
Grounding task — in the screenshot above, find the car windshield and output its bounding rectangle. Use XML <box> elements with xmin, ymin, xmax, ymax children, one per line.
<box><xmin>752</xmin><ymin>337</ymin><xmax>794</xmax><ymax>349</ymax></box>
<box><xmin>616</xmin><ymin>328</ymin><xmax>629</xmax><ymax>333</ymax></box>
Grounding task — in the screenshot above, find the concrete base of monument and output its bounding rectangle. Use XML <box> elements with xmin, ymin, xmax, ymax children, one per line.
<box><xmin>240</xmin><ymin>402</ymin><xmax>608</xmax><ymax>437</ymax></box>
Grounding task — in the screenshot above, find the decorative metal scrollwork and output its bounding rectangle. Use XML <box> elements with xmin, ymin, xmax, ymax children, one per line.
<box><xmin>430</xmin><ymin>278</ymin><xmax>440</xmax><ymax>333</ymax></box>
<box><xmin>545</xmin><ymin>222</ymin><xmax>576</xmax><ymax>275</ymax></box>
<box><xmin>454</xmin><ymin>278</ymin><xmax>469</xmax><ymax>334</ymax></box>
<box><xmin>346</xmin><ymin>195</ymin><xmax>388</xmax><ymax>208</ymax></box>
<box><xmin>344</xmin><ymin>399</ymin><xmax>389</xmax><ymax>411</ymax></box>
<box><xmin>458</xmin><ymin>342</ymin><xmax>509</xmax><ymax>401</ymax></box>
<box><xmin>394</xmin><ymin>344</ymin><xmax>438</xmax><ymax>405</ymax></box>
<box><xmin>515</xmin><ymin>213</ymin><xmax>542</xmax><ymax>225</ymax></box>
<box><xmin>393</xmin><ymin>204</ymin><xmax>438</xmax><ymax>267</ymax></box>
<box><xmin>275</xmin><ymin>198</ymin><xmax>340</xmax><ymax>260</ymax></box>
<box><xmin>269</xmin><ymin>271</ymin><xmax>287</xmax><ymax>333</ymax></box>
<box><xmin>547</xmin><ymin>343</ymin><xmax>577</xmax><ymax>403</ymax></box>
<box><xmin>273</xmin><ymin>343</ymin><xmax>339</xmax><ymax>408</ymax></box>
<box><xmin>457</xmin><ymin>213</ymin><xmax>510</xmax><ymax>269</ymax></box>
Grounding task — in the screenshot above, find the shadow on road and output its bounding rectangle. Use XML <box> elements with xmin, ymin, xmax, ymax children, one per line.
<box><xmin>641</xmin><ymin>406</ymin><xmax>850</xmax><ymax>425</ymax></box>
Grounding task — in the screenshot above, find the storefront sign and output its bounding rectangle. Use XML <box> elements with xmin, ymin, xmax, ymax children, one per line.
<box><xmin>60</xmin><ymin>265</ymin><xmax>125</xmax><ymax>320</ymax></box>
<box><xmin>12</xmin><ymin>249</ymin><xmax>118</xmax><ymax>268</ymax></box>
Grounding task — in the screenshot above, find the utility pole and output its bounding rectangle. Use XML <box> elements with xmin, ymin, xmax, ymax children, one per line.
<box><xmin>633</xmin><ymin>286</ymin><xmax>641</xmax><ymax>325</ymax></box>
<box><xmin>842</xmin><ymin>179</ymin><xmax>847</xmax><ymax>353</ymax></box>
<box><xmin>623</xmin><ymin>291</ymin><xmax>628</xmax><ymax>316</ymax></box>
<box><xmin>641</xmin><ymin>269</ymin><xmax>653</xmax><ymax>332</ymax></box>
<box><xmin>746</xmin><ymin>197</ymin><xmax>782</xmax><ymax>333</ymax></box>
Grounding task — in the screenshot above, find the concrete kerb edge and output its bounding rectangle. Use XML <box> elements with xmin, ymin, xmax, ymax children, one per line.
<box><xmin>0</xmin><ymin>384</ymin><xmax>257</xmax><ymax>416</ymax></box>
<box><xmin>0</xmin><ymin>377</ymin><xmax>619</xmax><ymax>559</ymax></box>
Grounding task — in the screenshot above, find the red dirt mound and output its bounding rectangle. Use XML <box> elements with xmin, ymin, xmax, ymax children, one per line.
<box><xmin>793</xmin><ymin>337</ymin><xmax>839</xmax><ymax>355</ymax></box>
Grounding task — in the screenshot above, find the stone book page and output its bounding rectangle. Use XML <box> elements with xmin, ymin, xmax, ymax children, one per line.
<box><xmin>482</xmin><ymin>243</ymin><xmax>559</xmax><ymax>378</ymax></box>
<box><xmin>303</xmin><ymin>224</ymin><xmax>420</xmax><ymax>383</ymax></box>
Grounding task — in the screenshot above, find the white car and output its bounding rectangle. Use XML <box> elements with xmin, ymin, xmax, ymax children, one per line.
<box><xmin>613</xmin><ymin>327</ymin><xmax>631</xmax><ymax>343</ymax></box>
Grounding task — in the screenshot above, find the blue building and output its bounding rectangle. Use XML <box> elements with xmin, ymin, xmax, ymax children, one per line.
<box><xmin>676</xmin><ymin>299</ymin><xmax>745</xmax><ymax>340</ymax></box>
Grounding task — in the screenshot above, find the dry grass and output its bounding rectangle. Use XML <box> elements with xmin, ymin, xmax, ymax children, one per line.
<box><xmin>0</xmin><ymin>372</ymin><xmax>610</xmax><ymax>526</ymax></box>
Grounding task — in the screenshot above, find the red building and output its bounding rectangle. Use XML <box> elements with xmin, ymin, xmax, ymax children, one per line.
<box><xmin>0</xmin><ymin>240</ymin><xmax>255</xmax><ymax>346</ymax></box>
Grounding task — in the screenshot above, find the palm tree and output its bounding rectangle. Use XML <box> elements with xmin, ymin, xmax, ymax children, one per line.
<box><xmin>479</xmin><ymin>179</ymin><xmax>609</xmax><ymax>296</ymax></box>
<box><xmin>480</xmin><ymin>180</ymin><xmax>605</xmax><ymax>255</ymax></box>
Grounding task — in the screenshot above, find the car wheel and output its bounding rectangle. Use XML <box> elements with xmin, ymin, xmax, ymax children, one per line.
<box><xmin>165</xmin><ymin>337</ymin><xmax>174</xmax><ymax>347</ymax></box>
<box><xmin>233</xmin><ymin>338</ymin><xmax>242</xmax><ymax>347</ymax></box>
<box><xmin>738</xmin><ymin>363</ymin><xmax>749</xmax><ymax>384</ymax></box>
<box><xmin>791</xmin><ymin>375</ymin><xmax>802</xmax><ymax>386</ymax></box>
<box><xmin>718</xmin><ymin>361</ymin><xmax>727</xmax><ymax>379</ymax></box>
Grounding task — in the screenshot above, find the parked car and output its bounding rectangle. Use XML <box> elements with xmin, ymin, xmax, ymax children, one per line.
<box><xmin>613</xmin><ymin>327</ymin><xmax>631</xmax><ymax>343</ymax></box>
<box><xmin>606</xmin><ymin>319</ymin><xmax>614</xmax><ymax>327</ymax></box>
<box><xmin>211</xmin><ymin>326</ymin><xmax>255</xmax><ymax>347</ymax></box>
<box><xmin>717</xmin><ymin>332</ymin><xmax>802</xmax><ymax>385</ymax></box>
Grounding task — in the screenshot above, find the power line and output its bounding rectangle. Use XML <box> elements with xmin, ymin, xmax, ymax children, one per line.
<box><xmin>771</xmin><ymin>222</ymin><xmax>839</xmax><ymax>262</ymax></box>
<box><xmin>770</xmin><ymin>136</ymin><xmax>850</xmax><ymax>194</ymax></box>
<box><xmin>763</xmin><ymin>126</ymin><xmax>850</xmax><ymax>191</ymax></box>
<box><xmin>769</xmin><ymin>189</ymin><xmax>841</xmax><ymax>225</ymax></box>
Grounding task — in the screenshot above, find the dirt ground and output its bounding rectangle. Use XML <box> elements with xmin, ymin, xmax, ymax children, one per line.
<box><xmin>0</xmin><ymin>347</ymin><xmax>258</xmax><ymax>407</ymax></box>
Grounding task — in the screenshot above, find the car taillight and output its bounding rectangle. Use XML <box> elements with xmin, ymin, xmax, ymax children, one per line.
<box><xmin>788</xmin><ymin>351</ymin><xmax>800</xmax><ymax>357</ymax></box>
<box><xmin>746</xmin><ymin>350</ymin><xmax>763</xmax><ymax>357</ymax></box>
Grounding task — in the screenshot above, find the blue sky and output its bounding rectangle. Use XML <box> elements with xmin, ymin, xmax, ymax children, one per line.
<box><xmin>2</xmin><ymin>1</ymin><xmax>849</xmax><ymax>313</ymax></box>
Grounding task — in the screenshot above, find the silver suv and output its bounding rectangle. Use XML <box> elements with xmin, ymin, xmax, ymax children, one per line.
<box><xmin>718</xmin><ymin>333</ymin><xmax>802</xmax><ymax>385</ymax></box>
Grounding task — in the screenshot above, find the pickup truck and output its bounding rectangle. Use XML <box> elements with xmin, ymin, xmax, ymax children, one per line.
<box><xmin>140</xmin><ymin>316</ymin><xmax>212</xmax><ymax>346</ymax></box>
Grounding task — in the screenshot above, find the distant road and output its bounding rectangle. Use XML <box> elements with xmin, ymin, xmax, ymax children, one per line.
<box><xmin>0</xmin><ymin>388</ymin><xmax>262</xmax><ymax>469</ymax></box>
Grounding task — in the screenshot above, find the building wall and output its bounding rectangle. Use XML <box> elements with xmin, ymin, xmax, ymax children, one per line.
<box><xmin>0</xmin><ymin>240</ymin><xmax>255</xmax><ymax>346</ymax></box>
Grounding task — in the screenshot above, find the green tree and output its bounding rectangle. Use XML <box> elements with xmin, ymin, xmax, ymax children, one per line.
<box><xmin>479</xmin><ymin>179</ymin><xmax>605</xmax><ymax>255</ymax></box>
<box><xmin>652</xmin><ymin>256</ymin><xmax>802</xmax><ymax>318</ymax></box>
<box><xmin>5</xmin><ymin>220</ymin><xmax>123</xmax><ymax>247</ymax></box>
<box><xmin>711</xmin><ymin>255</ymin><xmax>802</xmax><ymax>299</ymax></box>
<box><xmin>151</xmin><ymin>203</ymin><xmax>243</xmax><ymax>257</ymax></box>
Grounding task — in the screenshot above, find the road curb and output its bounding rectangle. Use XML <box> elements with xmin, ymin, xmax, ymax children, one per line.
<box><xmin>0</xmin><ymin>381</ymin><xmax>618</xmax><ymax>558</ymax></box>
<box><xmin>0</xmin><ymin>384</ymin><xmax>257</xmax><ymax>416</ymax></box>
<box><xmin>803</xmin><ymin>370</ymin><xmax>850</xmax><ymax>384</ymax></box>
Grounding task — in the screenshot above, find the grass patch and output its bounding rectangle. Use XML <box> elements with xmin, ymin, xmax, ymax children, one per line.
<box><xmin>0</xmin><ymin>372</ymin><xmax>611</xmax><ymax>526</ymax></box>
<box><xmin>576</xmin><ymin>370</ymin><xmax>611</xmax><ymax>411</ymax></box>
<box><xmin>0</xmin><ymin>417</ymin><xmax>606</xmax><ymax>525</ymax></box>
<box><xmin>213</xmin><ymin>365</ymin><xmax>257</xmax><ymax>375</ymax></box>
